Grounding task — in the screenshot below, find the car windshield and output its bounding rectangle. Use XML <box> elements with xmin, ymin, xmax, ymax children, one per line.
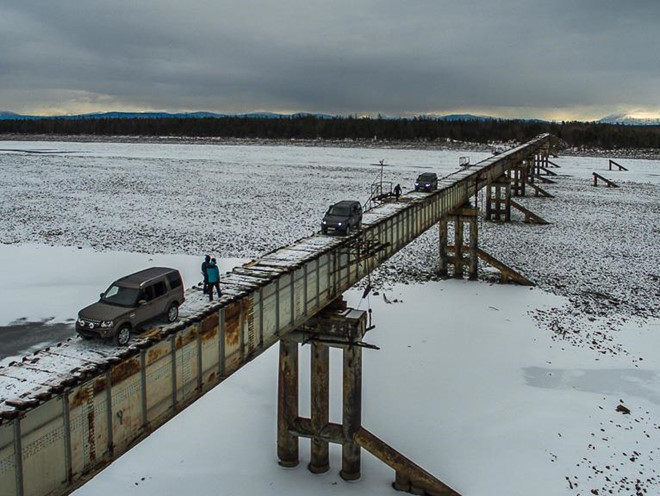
<box><xmin>328</xmin><ymin>206</ymin><xmax>351</xmax><ymax>216</ymax></box>
<box><xmin>101</xmin><ymin>284</ymin><xmax>140</xmax><ymax>307</ymax></box>
<box><xmin>418</xmin><ymin>174</ymin><xmax>435</xmax><ymax>181</ymax></box>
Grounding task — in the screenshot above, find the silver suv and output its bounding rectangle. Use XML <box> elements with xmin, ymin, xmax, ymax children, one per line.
<box><xmin>76</xmin><ymin>267</ymin><xmax>185</xmax><ymax>346</ymax></box>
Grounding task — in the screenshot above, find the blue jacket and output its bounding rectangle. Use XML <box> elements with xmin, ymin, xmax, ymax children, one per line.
<box><xmin>207</xmin><ymin>262</ymin><xmax>220</xmax><ymax>284</ymax></box>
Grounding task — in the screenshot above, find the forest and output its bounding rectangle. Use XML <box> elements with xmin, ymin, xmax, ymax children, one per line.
<box><xmin>1</xmin><ymin>115</ymin><xmax>660</xmax><ymax>150</ymax></box>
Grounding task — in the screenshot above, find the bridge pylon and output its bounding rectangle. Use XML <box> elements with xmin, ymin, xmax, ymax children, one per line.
<box><xmin>277</xmin><ymin>300</ymin><xmax>366</xmax><ymax>478</ymax></box>
<box><xmin>277</xmin><ymin>302</ymin><xmax>461</xmax><ymax>495</ymax></box>
<box><xmin>484</xmin><ymin>176</ymin><xmax>512</xmax><ymax>222</ymax></box>
<box><xmin>507</xmin><ymin>158</ymin><xmax>528</xmax><ymax>197</ymax></box>
<box><xmin>438</xmin><ymin>204</ymin><xmax>479</xmax><ymax>280</ymax></box>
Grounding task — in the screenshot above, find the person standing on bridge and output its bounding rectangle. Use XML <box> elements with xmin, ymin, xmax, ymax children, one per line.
<box><xmin>207</xmin><ymin>258</ymin><xmax>222</xmax><ymax>302</ymax></box>
<box><xmin>201</xmin><ymin>254</ymin><xmax>211</xmax><ymax>294</ymax></box>
<box><xmin>394</xmin><ymin>183</ymin><xmax>402</xmax><ymax>201</ymax></box>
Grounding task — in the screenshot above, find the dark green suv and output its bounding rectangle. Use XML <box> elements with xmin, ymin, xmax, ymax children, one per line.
<box><xmin>321</xmin><ymin>200</ymin><xmax>363</xmax><ymax>235</ymax></box>
<box><xmin>76</xmin><ymin>267</ymin><xmax>185</xmax><ymax>345</ymax></box>
<box><xmin>415</xmin><ymin>172</ymin><xmax>438</xmax><ymax>192</ymax></box>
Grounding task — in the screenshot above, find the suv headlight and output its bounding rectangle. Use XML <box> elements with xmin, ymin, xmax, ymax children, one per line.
<box><xmin>322</xmin><ymin>220</ymin><xmax>327</xmax><ymax>224</ymax></box>
<box><xmin>100</xmin><ymin>320</ymin><xmax>114</xmax><ymax>328</ymax></box>
<box><xmin>77</xmin><ymin>318</ymin><xmax>85</xmax><ymax>326</ymax></box>
<box><xmin>338</xmin><ymin>222</ymin><xmax>342</xmax><ymax>226</ymax></box>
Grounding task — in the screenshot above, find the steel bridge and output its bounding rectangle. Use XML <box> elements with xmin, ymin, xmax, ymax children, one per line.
<box><xmin>0</xmin><ymin>134</ymin><xmax>558</xmax><ymax>496</ymax></box>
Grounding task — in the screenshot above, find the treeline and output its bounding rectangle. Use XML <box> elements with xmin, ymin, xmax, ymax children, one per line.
<box><xmin>1</xmin><ymin>115</ymin><xmax>660</xmax><ymax>149</ymax></box>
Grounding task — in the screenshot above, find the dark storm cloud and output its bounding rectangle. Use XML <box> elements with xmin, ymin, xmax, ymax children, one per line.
<box><xmin>1</xmin><ymin>0</ymin><xmax>658</xmax><ymax>118</ymax></box>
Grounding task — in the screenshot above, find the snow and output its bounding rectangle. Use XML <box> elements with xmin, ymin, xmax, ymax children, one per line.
<box><xmin>0</xmin><ymin>243</ymin><xmax>243</xmax><ymax>328</ymax></box>
<box><xmin>56</xmin><ymin>276</ymin><xmax>657</xmax><ymax>496</ymax></box>
<box><xmin>0</xmin><ymin>140</ymin><xmax>491</xmax><ymax>257</ymax></box>
<box><xmin>1</xmin><ymin>139</ymin><xmax>659</xmax><ymax>495</ymax></box>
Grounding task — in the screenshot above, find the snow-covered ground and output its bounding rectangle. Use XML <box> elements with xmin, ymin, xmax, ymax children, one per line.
<box><xmin>0</xmin><ymin>140</ymin><xmax>491</xmax><ymax>257</ymax></box>
<box><xmin>0</xmin><ymin>243</ymin><xmax>243</xmax><ymax>329</ymax></box>
<box><xmin>1</xmin><ymin>139</ymin><xmax>660</xmax><ymax>495</ymax></box>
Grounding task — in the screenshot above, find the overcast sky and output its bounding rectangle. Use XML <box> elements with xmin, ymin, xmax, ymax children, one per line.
<box><xmin>1</xmin><ymin>0</ymin><xmax>658</xmax><ymax>120</ymax></box>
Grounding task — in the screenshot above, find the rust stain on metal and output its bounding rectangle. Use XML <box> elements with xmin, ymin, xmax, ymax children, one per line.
<box><xmin>87</xmin><ymin>407</ymin><xmax>96</xmax><ymax>463</ymax></box>
<box><xmin>225</xmin><ymin>302</ymin><xmax>240</xmax><ymax>346</ymax></box>
<box><xmin>175</xmin><ymin>327</ymin><xmax>197</xmax><ymax>348</ymax></box>
<box><xmin>110</xmin><ymin>357</ymin><xmax>141</xmax><ymax>386</ymax></box>
<box><xmin>147</xmin><ymin>345</ymin><xmax>168</xmax><ymax>364</ymax></box>
<box><xmin>70</xmin><ymin>376</ymin><xmax>107</xmax><ymax>408</ymax></box>
<box><xmin>244</xmin><ymin>297</ymin><xmax>256</xmax><ymax>354</ymax></box>
<box><xmin>206</xmin><ymin>371</ymin><xmax>216</xmax><ymax>384</ymax></box>
<box><xmin>200</xmin><ymin>326</ymin><xmax>218</xmax><ymax>343</ymax></box>
<box><xmin>70</xmin><ymin>387</ymin><xmax>89</xmax><ymax>409</ymax></box>
<box><xmin>201</xmin><ymin>313</ymin><xmax>219</xmax><ymax>334</ymax></box>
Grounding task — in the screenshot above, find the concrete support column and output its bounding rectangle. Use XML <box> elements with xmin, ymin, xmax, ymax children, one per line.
<box><xmin>439</xmin><ymin>206</ymin><xmax>480</xmax><ymax>279</ymax></box>
<box><xmin>508</xmin><ymin>162</ymin><xmax>527</xmax><ymax>197</ymax></box>
<box><xmin>309</xmin><ymin>342</ymin><xmax>330</xmax><ymax>474</ymax></box>
<box><xmin>438</xmin><ymin>218</ymin><xmax>448</xmax><ymax>278</ymax></box>
<box><xmin>485</xmin><ymin>183</ymin><xmax>493</xmax><ymax>220</ymax></box>
<box><xmin>468</xmin><ymin>214</ymin><xmax>478</xmax><ymax>281</ymax></box>
<box><xmin>485</xmin><ymin>178</ymin><xmax>511</xmax><ymax>222</ymax></box>
<box><xmin>535</xmin><ymin>153</ymin><xmax>541</xmax><ymax>176</ymax></box>
<box><xmin>277</xmin><ymin>340</ymin><xmax>299</xmax><ymax>467</ymax></box>
<box><xmin>453</xmin><ymin>215</ymin><xmax>464</xmax><ymax>279</ymax></box>
<box><xmin>340</xmin><ymin>345</ymin><xmax>362</xmax><ymax>481</ymax></box>
<box><xmin>527</xmin><ymin>155</ymin><xmax>535</xmax><ymax>185</ymax></box>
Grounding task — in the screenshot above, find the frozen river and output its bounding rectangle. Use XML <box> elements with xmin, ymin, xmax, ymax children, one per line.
<box><xmin>1</xmin><ymin>139</ymin><xmax>660</xmax><ymax>495</ymax></box>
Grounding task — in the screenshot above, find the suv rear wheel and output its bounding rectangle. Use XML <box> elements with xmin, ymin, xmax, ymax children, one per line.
<box><xmin>167</xmin><ymin>303</ymin><xmax>179</xmax><ymax>323</ymax></box>
<box><xmin>116</xmin><ymin>325</ymin><xmax>131</xmax><ymax>346</ymax></box>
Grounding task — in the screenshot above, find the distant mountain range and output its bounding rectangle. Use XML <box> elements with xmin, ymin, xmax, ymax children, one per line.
<box><xmin>0</xmin><ymin>110</ymin><xmax>507</xmax><ymax>122</ymax></box>
<box><xmin>0</xmin><ymin>110</ymin><xmax>337</xmax><ymax>121</ymax></box>
<box><xmin>596</xmin><ymin>113</ymin><xmax>660</xmax><ymax>126</ymax></box>
<box><xmin>0</xmin><ymin>110</ymin><xmax>658</xmax><ymax>125</ymax></box>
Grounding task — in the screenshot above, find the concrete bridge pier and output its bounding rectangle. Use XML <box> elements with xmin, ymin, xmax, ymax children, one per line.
<box><xmin>485</xmin><ymin>176</ymin><xmax>512</xmax><ymax>222</ymax></box>
<box><xmin>276</xmin><ymin>303</ymin><xmax>368</xmax><ymax>479</ymax></box>
<box><xmin>531</xmin><ymin>141</ymin><xmax>552</xmax><ymax>178</ymax></box>
<box><xmin>507</xmin><ymin>159</ymin><xmax>528</xmax><ymax>197</ymax></box>
<box><xmin>438</xmin><ymin>205</ymin><xmax>479</xmax><ymax>280</ymax></box>
<box><xmin>526</xmin><ymin>153</ymin><xmax>536</xmax><ymax>186</ymax></box>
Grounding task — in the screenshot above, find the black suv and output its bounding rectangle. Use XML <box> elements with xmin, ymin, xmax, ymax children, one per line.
<box><xmin>76</xmin><ymin>267</ymin><xmax>185</xmax><ymax>345</ymax></box>
<box><xmin>321</xmin><ymin>200</ymin><xmax>363</xmax><ymax>235</ymax></box>
<box><xmin>415</xmin><ymin>172</ymin><xmax>438</xmax><ymax>192</ymax></box>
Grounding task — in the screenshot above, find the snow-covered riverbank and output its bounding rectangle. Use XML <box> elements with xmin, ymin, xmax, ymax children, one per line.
<box><xmin>1</xmin><ymin>139</ymin><xmax>659</xmax><ymax>495</ymax></box>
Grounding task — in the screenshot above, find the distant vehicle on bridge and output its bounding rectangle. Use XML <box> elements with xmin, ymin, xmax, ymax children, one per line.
<box><xmin>76</xmin><ymin>267</ymin><xmax>185</xmax><ymax>345</ymax></box>
<box><xmin>321</xmin><ymin>200</ymin><xmax>363</xmax><ymax>235</ymax></box>
<box><xmin>414</xmin><ymin>172</ymin><xmax>438</xmax><ymax>192</ymax></box>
